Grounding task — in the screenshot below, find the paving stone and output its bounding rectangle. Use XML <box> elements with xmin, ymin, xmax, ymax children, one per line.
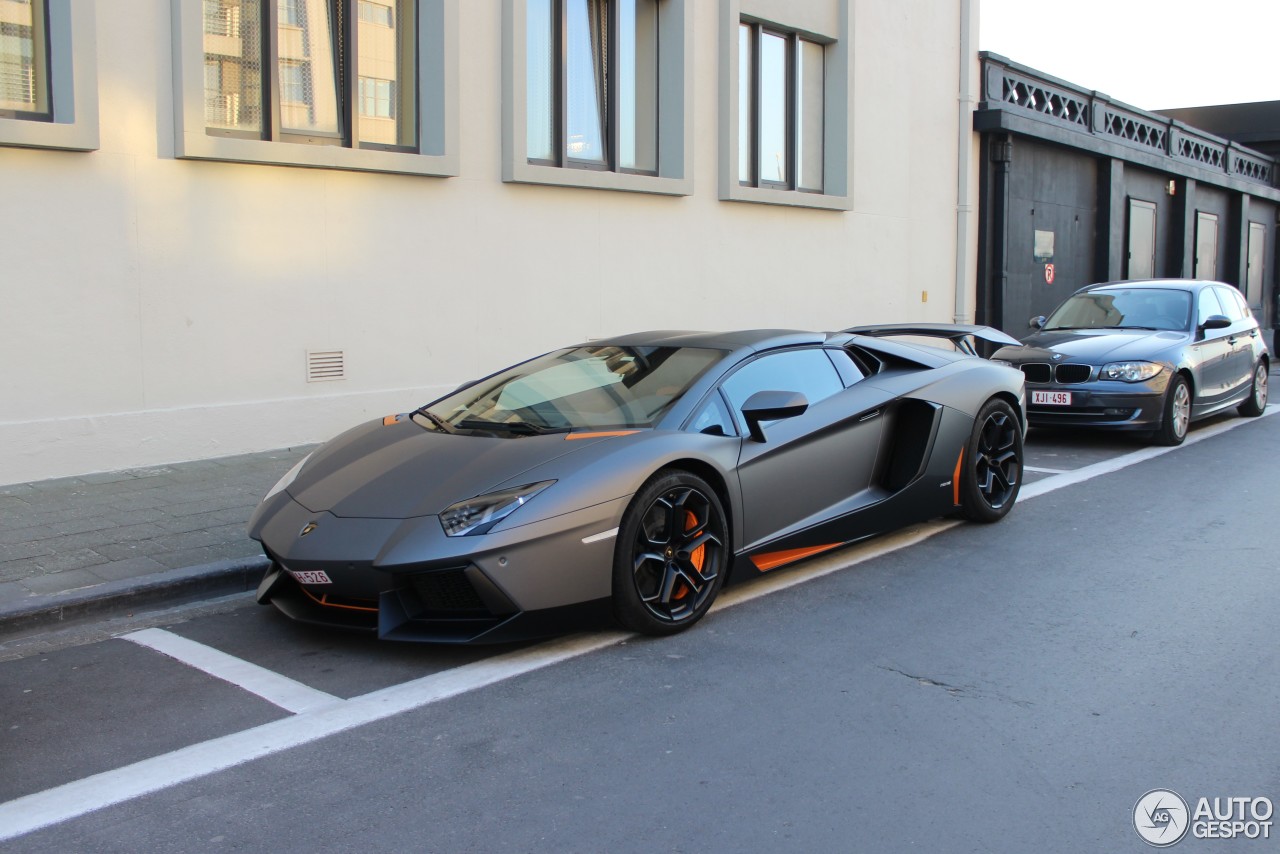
<box><xmin>0</xmin><ymin>562</ymin><xmax>39</xmax><ymax>584</ymax></box>
<box><xmin>0</xmin><ymin>525</ymin><xmax>54</xmax><ymax>546</ymax></box>
<box><xmin>90</xmin><ymin>556</ymin><xmax>169</xmax><ymax>581</ymax></box>
<box><xmin>152</xmin><ymin>542</ymin><xmax>259</xmax><ymax>570</ymax></box>
<box><xmin>47</xmin><ymin>517</ymin><xmax>121</xmax><ymax>537</ymax></box>
<box><xmin>78</xmin><ymin>471</ymin><xmax>147</xmax><ymax>485</ymax></box>
<box><xmin>0</xmin><ymin>541</ymin><xmax>54</xmax><ymax>563</ymax></box>
<box><xmin>93</xmin><ymin>540</ymin><xmax>172</xmax><ymax>561</ymax></box>
<box><xmin>0</xmin><ymin>484</ymin><xmax>38</xmax><ymax>497</ymax></box>
<box><xmin>33</xmin><ymin>548</ymin><xmax>110</xmax><ymax>573</ymax></box>
<box><xmin>22</xmin><ymin>567</ymin><xmax>105</xmax><ymax>595</ymax></box>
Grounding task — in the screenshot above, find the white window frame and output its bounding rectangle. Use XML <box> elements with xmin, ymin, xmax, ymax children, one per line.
<box><xmin>0</xmin><ymin>0</ymin><xmax>98</xmax><ymax>151</ymax></box>
<box><xmin>502</xmin><ymin>0</ymin><xmax>694</xmax><ymax>196</ymax></box>
<box><xmin>719</xmin><ymin>0</ymin><xmax>850</xmax><ymax>211</ymax></box>
<box><xmin>171</xmin><ymin>0</ymin><xmax>459</xmax><ymax>176</ymax></box>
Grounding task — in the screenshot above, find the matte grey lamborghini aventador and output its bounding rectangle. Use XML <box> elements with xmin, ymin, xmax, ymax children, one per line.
<box><xmin>250</xmin><ymin>326</ymin><xmax>1027</xmax><ymax>643</ymax></box>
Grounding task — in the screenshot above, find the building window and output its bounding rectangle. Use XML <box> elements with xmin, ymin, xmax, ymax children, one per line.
<box><xmin>719</xmin><ymin>2</ymin><xmax>849</xmax><ymax>211</ymax></box>
<box><xmin>1194</xmin><ymin>211</ymin><xmax>1218</xmax><ymax>281</ymax></box>
<box><xmin>738</xmin><ymin>22</ymin><xmax>823</xmax><ymax>192</ymax></box>
<box><xmin>526</xmin><ymin>0</ymin><xmax>659</xmax><ymax>174</ymax></box>
<box><xmin>202</xmin><ymin>0</ymin><xmax>417</xmax><ymax>151</ymax></box>
<box><xmin>0</xmin><ymin>0</ymin><xmax>97</xmax><ymax>151</ymax></box>
<box><xmin>0</xmin><ymin>0</ymin><xmax>49</xmax><ymax>120</ymax></box>
<box><xmin>1127</xmin><ymin>198</ymin><xmax>1156</xmax><ymax>279</ymax></box>
<box><xmin>359</xmin><ymin>76</ymin><xmax>395</xmax><ymax>118</ymax></box>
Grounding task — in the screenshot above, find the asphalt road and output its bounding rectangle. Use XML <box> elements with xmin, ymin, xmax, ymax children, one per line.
<box><xmin>2</xmin><ymin>411</ymin><xmax>1278</xmax><ymax>853</ymax></box>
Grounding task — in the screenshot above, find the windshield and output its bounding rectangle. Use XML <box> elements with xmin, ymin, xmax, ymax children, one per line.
<box><xmin>1044</xmin><ymin>288</ymin><xmax>1192</xmax><ymax>332</ymax></box>
<box><xmin>416</xmin><ymin>345</ymin><xmax>726</xmax><ymax>434</ymax></box>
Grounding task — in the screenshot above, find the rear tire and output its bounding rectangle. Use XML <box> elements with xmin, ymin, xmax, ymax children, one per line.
<box><xmin>1154</xmin><ymin>374</ymin><xmax>1190</xmax><ymax>446</ymax></box>
<box><xmin>1237</xmin><ymin>361</ymin><xmax>1268</xmax><ymax>417</ymax></box>
<box><xmin>959</xmin><ymin>399</ymin><xmax>1023</xmax><ymax>524</ymax></box>
<box><xmin>612</xmin><ymin>471</ymin><xmax>728</xmax><ymax>636</ymax></box>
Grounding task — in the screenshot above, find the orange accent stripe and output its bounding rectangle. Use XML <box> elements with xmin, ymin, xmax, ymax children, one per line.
<box><xmin>298</xmin><ymin>584</ymin><xmax>379</xmax><ymax>613</ymax></box>
<box><xmin>952</xmin><ymin>446</ymin><xmax>965</xmax><ymax>506</ymax></box>
<box><xmin>382</xmin><ymin>414</ymin><xmax>399</xmax><ymax>426</ymax></box>
<box><xmin>750</xmin><ymin>543</ymin><xmax>843</xmax><ymax>572</ymax></box>
<box><xmin>565</xmin><ymin>430</ymin><xmax>640</xmax><ymax>440</ymax></box>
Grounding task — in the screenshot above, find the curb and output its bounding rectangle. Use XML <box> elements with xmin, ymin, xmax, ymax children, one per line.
<box><xmin>0</xmin><ymin>556</ymin><xmax>270</xmax><ymax>640</ymax></box>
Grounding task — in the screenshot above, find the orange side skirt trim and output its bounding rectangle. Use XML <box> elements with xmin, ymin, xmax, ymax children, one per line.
<box><xmin>565</xmin><ymin>430</ymin><xmax>640</xmax><ymax>440</ymax></box>
<box><xmin>952</xmin><ymin>447</ymin><xmax>965</xmax><ymax>506</ymax></box>
<box><xmin>750</xmin><ymin>543</ymin><xmax>843</xmax><ymax>572</ymax></box>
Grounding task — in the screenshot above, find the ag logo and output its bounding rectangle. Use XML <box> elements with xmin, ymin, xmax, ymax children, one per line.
<box><xmin>299</xmin><ymin>521</ymin><xmax>318</xmax><ymax>538</ymax></box>
<box><xmin>1134</xmin><ymin>789</ymin><xmax>1190</xmax><ymax>847</ymax></box>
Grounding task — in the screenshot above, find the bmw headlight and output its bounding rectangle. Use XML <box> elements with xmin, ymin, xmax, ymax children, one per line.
<box><xmin>262</xmin><ymin>453</ymin><xmax>311</xmax><ymax>504</ymax></box>
<box><xmin>439</xmin><ymin>481</ymin><xmax>555</xmax><ymax>537</ymax></box>
<box><xmin>1100</xmin><ymin>361</ymin><xmax>1164</xmax><ymax>382</ymax></box>
<box><xmin>989</xmin><ymin>359</ymin><xmax>1013</xmax><ymax>367</ymax></box>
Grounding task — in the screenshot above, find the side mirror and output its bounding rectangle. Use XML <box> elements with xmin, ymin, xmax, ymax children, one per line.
<box><xmin>1029</xmin><ymin>316</ymin><xmax>1047</xmax><ymax>330</ymax></box>
<box><xmin>741</xmin><ymin>390</ymin><xmax>808</xmax><ymax>443</ymax></box>
<box><xmin>1200</xmin><ymin>314</ymin><xmax>1231</xmax><ymax>331</ymax></box>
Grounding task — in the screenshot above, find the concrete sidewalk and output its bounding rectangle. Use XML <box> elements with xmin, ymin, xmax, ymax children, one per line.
<box><xmin>0</xmin><ymin>446</ymin><xmax>313</xmax><ymax>638</ymax></box>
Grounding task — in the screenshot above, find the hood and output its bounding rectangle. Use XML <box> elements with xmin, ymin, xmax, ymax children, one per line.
<box><xmin>1002</xmin><ymin>328</ymin><xmax>1187</xmax><ymax>363</ymax></box>
<box><xmin>288</xmin><ymin>419</ymin><xmax>606</xmax><ymax>519</ymax></box>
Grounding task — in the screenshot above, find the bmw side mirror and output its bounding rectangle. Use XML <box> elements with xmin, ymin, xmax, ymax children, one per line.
<box><xmin>1200</xmin><ymin>314</ymin><xmax>1231</xmax><ymax>331</ymax></box>
<box><xmin>741</xmin><ymin>391</ymin><xmax>808</xmax><ymax>443</ymax></box>
<box><xmin>1029</xmin><ymin>316</ymin><xmax>1047</xmax><ymax>330</ymax></box>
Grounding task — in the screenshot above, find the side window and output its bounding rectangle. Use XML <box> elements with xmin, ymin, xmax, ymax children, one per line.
<box><xmin>825</xmin><ymin>349</ymin><xmax>865</xmax><ymax>386</ymax></box>
<box><xmin>1214</xmin><ymin>287</ymin><xmax>1247</xmax><ymax>323</ymax></box>
<box><xmin>1196</xmin><ymin>288</ymin><xmax>1225</xmax><ymax>327</ymax></box>
<box><xmin>721</xmin><ymin>349</ymin><xmax>844</xmax><ymax>415</ymax></box>
<box><xmin>687</xmin><ymin>392</ymin><xmax>736</xmax><ymax>437</ymax></box>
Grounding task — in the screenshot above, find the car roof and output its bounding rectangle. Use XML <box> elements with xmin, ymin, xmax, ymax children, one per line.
<box><xmin>595</xmin><ymin>329</ymin><xmax>830</xmax><ymax>352</ymax></box>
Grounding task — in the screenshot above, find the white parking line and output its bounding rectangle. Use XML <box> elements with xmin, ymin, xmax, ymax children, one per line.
<box><xmin>1</xmin><ymin>407</ymin><xmax>1275</xmax><ymax>842</ymax></box>
<box><xmin>123</xmin><ymin>628</ymin><xmax>341</xmax><ymax>714</ymax></box>
<box><xmin>1023</xmin><ymin>465</ymin><xmax>1068</xmax><ymax>474</ymax></box>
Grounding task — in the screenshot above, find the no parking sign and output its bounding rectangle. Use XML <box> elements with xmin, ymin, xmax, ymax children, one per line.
<box><xmin>1044</xmin><ymin>263</ymin><xmax>1055</xmax><ymax>284</ymax></box>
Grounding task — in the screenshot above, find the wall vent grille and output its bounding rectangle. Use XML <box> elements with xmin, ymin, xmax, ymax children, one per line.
<box><xmin>306</xmin><ymin>349</ymin><xmax>346</xmax><ymax>382</ymax></box>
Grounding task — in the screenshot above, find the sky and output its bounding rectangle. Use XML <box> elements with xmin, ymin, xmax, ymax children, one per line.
<box><xmin>978</xmin><ymin>0</ymin><xmax>1280</xmax><ymax>111</ymax></box>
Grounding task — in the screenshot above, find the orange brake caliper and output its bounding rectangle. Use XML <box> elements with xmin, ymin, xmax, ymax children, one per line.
<box><xmin>673</xmin><ymin>510</ymin><xmax>705</xmax><ymax>601</ymax></box>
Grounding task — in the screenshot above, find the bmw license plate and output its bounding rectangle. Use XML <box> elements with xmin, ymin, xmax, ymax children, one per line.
<box><xmin>288</xmin><ymin>569</ymin><xmax>332</xmax><ymax>585</ymax></box>
<box><xmin>1032</xmin><ymin>390</ymin><xmax>1072</xmax><ymax>406</ymax></box>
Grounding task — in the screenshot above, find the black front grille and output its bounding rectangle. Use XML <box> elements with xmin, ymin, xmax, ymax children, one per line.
<box><xmin>411</xmin><ymin>568</ymin><xmax>487</xmax><ymax>613</ymax></box>
<box><xmin>1055</xmin><ymin>364</ymin><xmax>1092</xmax><ymax>384</ymax></box>
<box><xmin>1021</xmin><ymin>363</ymin><xmax>1051</xmax><ymax>383</ymax></box>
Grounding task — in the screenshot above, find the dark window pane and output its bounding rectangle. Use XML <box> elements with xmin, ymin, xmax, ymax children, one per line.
<box><xmin>565</xmin><ymin>0</ymin><xmax>606</xmax><ymax>165</ymax></box>
<box><xmin>758</xmin><ymin>31</ymin><xmax>788</xmax><ymax>185</ymax></box>
<box><xmin>618</xmin><ymin>0</ymin><xmax>658</xmax><ymax>172</ymax></box>
<box><xmin>526</xmin><ymin>0</ymin><xmax>555</xmax><ymax>161</ymax></box>
<box><xmin>737</xmin><ymin>23</ymin><xmax>751</xmax><ymax>183</ymax></box>
<box><xmin>204</xmin><ymin>0</ymin><xmax>263</xmax><ymax>132</ymax></box>
<box><xmin>278</xmin><ymin>0</ymin><xmax>341</xmax><ymax>136</ymax></box>
<box><xmin>689</xmin><ymin>392</ymin><xmax>737</xmax><ymax>437</ymax></box>
<box><xmin>1197</xmin><ymin>287</ymin><xmax>1225</xmax><ymax>326</ymax></box>
<box><xmin>357</xmin><ymin>0</ymin><xmax>415</xmax><ymax>147</ymax></box>
<box><xmin>797</xmin><ymin>39</ymin><xmax>823</xmax><ymax>191</ymax></box>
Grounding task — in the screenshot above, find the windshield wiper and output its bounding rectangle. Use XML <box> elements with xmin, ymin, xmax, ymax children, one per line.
<box><xmin>412</xmin><ymin>407</ymin><xmax>456</xmax><ymax>434</ymax></box>
<box><xmin>457</xmin><ymin>419</ymin><xmax>570</xmax><ymax>436</ymax></box>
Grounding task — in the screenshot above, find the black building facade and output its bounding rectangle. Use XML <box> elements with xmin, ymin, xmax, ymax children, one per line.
<box><xmin>974</xmin><ymin>54</ymin><xmax>1280</xmax><ymax>338</ymax></box>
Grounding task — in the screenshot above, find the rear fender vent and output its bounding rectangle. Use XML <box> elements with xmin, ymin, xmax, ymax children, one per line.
<box><xmin>307</xmin><ymin>349</ymin><xmax>346</xmax><ymax>382</ymax></box>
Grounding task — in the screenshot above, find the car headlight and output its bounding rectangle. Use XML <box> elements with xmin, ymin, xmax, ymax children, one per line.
<box><xmin>261</xmin><ymin>453</ymin><xmax>312</xmax><ymax>504</ymax></box>
<box><xmin>989</xmin><ymin>359</ymin><xmax>1013</xmax><ymax>367</ymax></box>
<box><xmin>439</xmin><ymin>481</ymin><xmax>555</xmax><ymax>537</ymax></box>
<box><xmin>1100</xmin><ymin>361</ymin><xmax>1164</xmax><ymax>382</ymax></box>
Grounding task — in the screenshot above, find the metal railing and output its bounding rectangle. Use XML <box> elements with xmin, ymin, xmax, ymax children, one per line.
<box><xmin>979</xmin><ymin>53</ymin><xmax>1277</xmax><ymax>188</ymax></box>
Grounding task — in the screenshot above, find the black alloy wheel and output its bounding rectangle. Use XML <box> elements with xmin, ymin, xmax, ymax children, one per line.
<box><xmin>959</xmin><ymin>399</ymin><xmax>1023</xmax><ymax>523</ymax></box>
<box><xmin>612</xmin><ymin>471</ymin><xmax>728</xmax><ymax>635</ymax></box>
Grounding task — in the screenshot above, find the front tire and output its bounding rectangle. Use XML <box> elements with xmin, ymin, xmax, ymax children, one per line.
<box><xmin>612</xmin><ymin>471</ymin><xmax>728</xmax><ymax>636</ymax></box>
<box><xmin>1237</xmin><ymin>361</ymin><xmax>1268</xmax><ymax>417</ymax></box>
<box><xmin>1154</xmin><ymin>373</ymin><xmax>1190</xmax><ymax>446</ymax></box>
<box><xmin>959</xmin><ymin>399</ymin><xmax>1023</xmax><ymax>523</ymax></box>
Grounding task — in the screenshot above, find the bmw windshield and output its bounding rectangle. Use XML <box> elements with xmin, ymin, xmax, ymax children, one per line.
<box><xmin>1043</xmin><ymin>288</ymin><xmax>1192</xmax><ymax>332</ymax></box>
<box><xmin>414</xmin><ymin>345</ymin><xmax>726</xmax><ymax>435</ymax></box>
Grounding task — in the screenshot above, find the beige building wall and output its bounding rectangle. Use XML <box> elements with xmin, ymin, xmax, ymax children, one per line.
<box><xmin>0</xmin><ymin>0</ymin><xmax>981</xmax><ymax>485</ymax></box>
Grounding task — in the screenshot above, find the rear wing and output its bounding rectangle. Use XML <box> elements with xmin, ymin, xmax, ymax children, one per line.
<box><xmin>842</xmin><ymin>323</ymin><xmax>1021</xmax><ymax>357</ymax></box>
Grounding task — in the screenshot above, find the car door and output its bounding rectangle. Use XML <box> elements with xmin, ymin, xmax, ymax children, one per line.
<box><xmin>1190</xmin><ymin>287</ymin><xmax>1233</xmax><ymax>406</ymax></box>
<box><xmin>1213</xmin><ymin>286</ymin><xmax>1261</xmax><ymax>398</ymax></box>
<box><xmin>720</xmin><ymin>348</ymin><xmax>895</xmax><ymax>550</ymax></box>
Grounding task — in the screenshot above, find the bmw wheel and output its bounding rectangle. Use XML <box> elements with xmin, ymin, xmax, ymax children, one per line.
<box><xmin>1154</xmin><ymin>373</ymin><xmax>1191</xmax><ymax>446</ymax></box>
<box><xmin>1237</xmin><ymin>361</ymin><xmax>1268</xmax><ymax>417</ymax></box>
<box><xmin>959</xmin><ymin>399</ymin><xmax>1023</xmax><ymax>524</ymax></box>
<box><xmin>612</xmin><ymin>471</ymin><xmax>728</xmax><ymax>636</ymax></box>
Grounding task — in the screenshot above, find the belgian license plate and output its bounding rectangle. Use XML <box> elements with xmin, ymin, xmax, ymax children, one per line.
<box><xmin>288</xmin><ymin>569</ymin><xmax>332</xmax><ymax>585</ymax></box>
<box><xmin>1032</xmin><ymin>390</ymin><xmax>1072</xmax><ymax>406</ymax></box>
